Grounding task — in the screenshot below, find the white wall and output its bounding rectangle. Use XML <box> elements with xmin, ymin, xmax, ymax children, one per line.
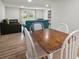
<box><xmin>0</xmin><ymin>0</ymin><xmax>5</xmax><ymax>22</ymax></box>
<box><xmin>51</xmin><ymin>0</ymin><xmax>79</xmax><ymax>32</ymax></box>
<box><xmin>5</xmin><ymin>7</ymin><xmax>20</xmax><ymax>20</ymax></box>
<box><xmin>36</xmin><ymin>9</ymin><xmax>43</xmax><ymax>19</ymax></box>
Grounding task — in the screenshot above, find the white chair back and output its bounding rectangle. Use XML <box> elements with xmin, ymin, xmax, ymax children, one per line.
<box><xmin>23</xmin><ymin>27</ymin><xmax>38</xmax><ymax>59</ymax></box>
<box><xmin>30</xmin><ymin>22</ymin><xmax>44</xmax><ymax>32</ymax></box>
<box><xmin>50</xmin><ymin>23</ymin><xmax>69</xmax><ymax>33</ymax></box>
<box><xmin>61</xmin><ymin>30</ymin><xmax>79</xmax><ymax>59</ymax></box>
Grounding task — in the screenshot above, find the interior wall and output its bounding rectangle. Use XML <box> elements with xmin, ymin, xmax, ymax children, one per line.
<box><xmin>36</xmin><ymin>9</ymin><xmax>44</xmax><ymax>19</ymax></box>
<box><xmin>0</xmin><ymin>0</ymin><xmax>5</xmax><ymax>22</ymax></box>
<box><xmin>51</xmin><ymin>0</ymin><xmax>79</xmax><ymax>32</ymax></box>
<box><xmin>5</xmin><ymin>7</ymin><xmax>20</xmax><ymax>20</ymax></box>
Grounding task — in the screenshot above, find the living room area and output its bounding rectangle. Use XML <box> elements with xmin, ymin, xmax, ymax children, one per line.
<box><xmin>0</xmin><ymin>0</ymin><xmax>51</xmax><ymax>35</ymax></box>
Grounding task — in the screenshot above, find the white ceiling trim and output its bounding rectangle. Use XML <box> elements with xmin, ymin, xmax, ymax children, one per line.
<box><xmin>5</xmin><ymin>4</ymin><xmax>51</xmax><ymax>10</ymax></box>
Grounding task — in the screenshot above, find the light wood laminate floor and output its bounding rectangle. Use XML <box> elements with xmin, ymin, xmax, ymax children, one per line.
<box><xmin>0</xmin><ymin>33</ymin><xmax>26</xmax><ymax>59</ymax></box>
<box><xmin>0</xmin><ymin>33</ymin><xmax>79</xmax><ymax>59</ymax></box>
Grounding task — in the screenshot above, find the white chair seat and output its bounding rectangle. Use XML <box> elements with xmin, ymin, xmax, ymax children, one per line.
<box><xmin>26</xmin><ymin>43</ymin><xmax>48</xmax><ymax>59</ymax></box>
<box><xmin>34</xmin><ymin>43</ymin><xmax>48</xmax><ymax>58</ymax></box>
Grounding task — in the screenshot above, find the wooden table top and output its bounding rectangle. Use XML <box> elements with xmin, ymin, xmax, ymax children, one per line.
<box><xmin>31</xmin><ymin>29</ymin><xmax>68</xmax><ymax>54</ymax></box>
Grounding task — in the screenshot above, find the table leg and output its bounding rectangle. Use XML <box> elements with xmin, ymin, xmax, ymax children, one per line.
<box><xmin>48</xmin><ymin>53</ymin><xmax>53</xmax><ymax>59</ymax></box>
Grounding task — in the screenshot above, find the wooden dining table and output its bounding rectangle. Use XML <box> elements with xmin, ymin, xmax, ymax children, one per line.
<box><xmin>31</xmin><ymin>29</ymin><xmax>68</xmax><ymax>54</ymax></box>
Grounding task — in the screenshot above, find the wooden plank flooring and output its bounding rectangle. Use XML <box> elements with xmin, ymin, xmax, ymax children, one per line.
<box><xmin>0</xmin><ymin>33</ymin><xmax>26</xmax><ymax>59</ymax></box>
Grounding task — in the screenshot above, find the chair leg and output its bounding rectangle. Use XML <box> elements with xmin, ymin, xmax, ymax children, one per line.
<box><xmin>48</xmin><ymin>53</ymin><xmax>53</xmax><ymax>59</ymax></box>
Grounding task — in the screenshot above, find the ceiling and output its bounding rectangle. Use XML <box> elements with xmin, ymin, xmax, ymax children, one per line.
<box><xmin>2</xmin><ymin>0</ymin><xmax>52</xmax><ymax>8</ymax></box>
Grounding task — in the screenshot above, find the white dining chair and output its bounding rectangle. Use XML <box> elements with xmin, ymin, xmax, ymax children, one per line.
<box><xmin>61</xmin><ymin>30</ymin><xmax>79</xmax><ymax>59</ymax></box>
<box><xmin>23</xmin><ymin>27</ymin><xmax>48</xmax><ymax>59</ymax></box>
<box><xmin>50</xmin><ymin>30</ymin><xmax>79</xmax><ymax>59</ymax></box>
<box><xmin>30</xmin><ymin>22</ymin><xmax>44</xmax><ymax>32</ymax></box>
<box><xmin>50</xmin><ymin>23</ymin><xmax>69</xmax><ymax>33</ymax></box>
